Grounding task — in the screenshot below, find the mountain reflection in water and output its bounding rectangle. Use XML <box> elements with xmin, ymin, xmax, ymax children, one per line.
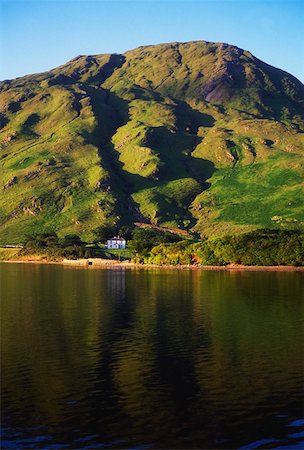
<box><xmin>1</xmin><ymin>263</ymin><xmax>304</xmax><ymax>449</ymax></box>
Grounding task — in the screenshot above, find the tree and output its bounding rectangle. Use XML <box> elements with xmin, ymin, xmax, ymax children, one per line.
<box><xmin>93</xmin><ymin>225</ymin><xmax>117</xmax><ymax>243</ymax></box>
<box><xmin>131</xmin><ymin>227</ymin><xmax>181</xmax><ymax>254</ymax></box>
<box><xmin>61</xmin><ymin>234</ymin><xmax>83</xmax><ymax>247</ymax></box>
<box><xmin>118</xmin><ymin>225</ymin><xmax>133</xmax><ymax>240</ymax></box>
<box><xmin>24</xmin><ymin>232</ymin><xmax>59</xmax><ymax>249</ymax></box>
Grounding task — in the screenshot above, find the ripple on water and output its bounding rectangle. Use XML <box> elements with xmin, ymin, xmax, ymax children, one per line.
<box><xmin>1</xmin><ymin>265</ymin><xmax>304</xmax><ymax>449</ymax></box>
<box><xmin>238</xmin><ymin>417</ymin><xmax>304</xmax><ymax>450</ymax></box>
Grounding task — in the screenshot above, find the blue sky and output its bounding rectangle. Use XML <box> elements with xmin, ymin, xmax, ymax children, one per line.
<box><xmin>1</xmin><ymin>0</ymin><xmax>303</xmax><ymax>81</ymax></box>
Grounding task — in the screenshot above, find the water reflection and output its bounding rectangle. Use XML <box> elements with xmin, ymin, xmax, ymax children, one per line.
<box><xmin>1</xmin><ymin>264</ymin><xmax>304</xmax><ymax>449</ymax></box>
<box><xmin>106</xmin><ymin>268</ymin><xmax>126</xmax><ymax>300</ymax></box>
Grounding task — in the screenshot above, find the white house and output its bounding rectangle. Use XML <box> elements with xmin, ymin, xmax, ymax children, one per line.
<box><xmin>106</xmin><ymin>236</ymin><xmax>126</xmax><ymax>249</ymax></box>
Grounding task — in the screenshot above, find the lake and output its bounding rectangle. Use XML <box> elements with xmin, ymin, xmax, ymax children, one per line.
<box><xmin>1</xmin><ymin>263</ymin><xmax>304</xmax><ymax>449</ymax></box>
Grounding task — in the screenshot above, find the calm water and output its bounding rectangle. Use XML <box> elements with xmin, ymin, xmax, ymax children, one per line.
<box><xmin>1</xmin><ymin>263</ymin><xmax>304</xmax><ymax>450</ymax></box>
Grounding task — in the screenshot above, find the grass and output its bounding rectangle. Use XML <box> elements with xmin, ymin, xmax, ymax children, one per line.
<box><xmin>102</xmin><ymin>248</ymin><xmax>134</xmax><ymax>260</ymax></box>
<box><xmin>0</xmin><ymin>248</ymin><xmax>21</xmax><ymax>260</ymax></box>
<box><xmin>191</xmin><ymin>152</ymin><xmax>304</xmax><ymax>236</ymax></box>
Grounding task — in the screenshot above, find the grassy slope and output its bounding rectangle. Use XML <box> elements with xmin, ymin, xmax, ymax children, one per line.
<box><xmin>0</xmin><ymin>57</ymin><xmax>133</xmax><ymax>243</ymax></box>
<box><xmin>1</xmin><ymin>41</ymin><xmax>304</xmax><ymax>243</ymax></box>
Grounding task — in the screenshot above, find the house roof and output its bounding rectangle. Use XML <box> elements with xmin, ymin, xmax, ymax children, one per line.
<box><xmin>107</xmin><ymin>236</ymin><xmax>126</xmax><ymax>241</ymax></box>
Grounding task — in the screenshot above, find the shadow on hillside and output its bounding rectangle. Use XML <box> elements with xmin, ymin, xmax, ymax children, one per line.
<box><xmin>141</xmin><ymin>125</ymin><xmax>215</xmax><ymax>186</ymax></box>
<box><xmin>173</xmin><ymin>98</ymin><xmax>215</xmax><ymax>129</ymax></box>
<box><xmin>90</xmin><ymin>54</ymin><xmax>126</xmax><ymax>85</ymax></box>
<box><xmin>0</xmin><ymin>112</ymin><xmax>9</xmax><ymax>130</ymax></box>
<box><xmin>83</xmin><ymin>86</ymin><xmax>217</xmax><ymax>227</ymax></box>
<box><xmin>109</xmin><ymin>128</ymin><xmax>216</xmax><ymax>227</ymax></box>
<box><xmin>48</xmin><ymin>54</ymin><xmax>126</xmax><ymax>87</ymax></box>
<box><xmin>122</xmin><ymin>157</ymin><xmax>215</xmax><ymax>228</ymax></box>
<box><xmin>81</xmin><ymin>87</ymin><xmax>140</xmax><ymax>222</ymax></box>
<box><xmin>20</xmin><ymin>113</ymin><xmax>40</xmax><ymax>137</ymax></box>
<box><xmin>129</xmin><ymin>85</ymin><xmax>164</xmax><ymax>102</ymax></box>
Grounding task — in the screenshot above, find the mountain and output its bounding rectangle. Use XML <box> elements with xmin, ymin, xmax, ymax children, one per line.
<box><xmin>1</xmin><ymin>40</ymin><xmax>304</xmax><ymax>243</ymax></box>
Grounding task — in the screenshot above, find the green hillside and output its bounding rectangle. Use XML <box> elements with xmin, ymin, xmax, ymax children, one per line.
<box><xmin>1</xmin><ymin>41</ymin><xmax>303</xmax><ymax>243</ymax></box>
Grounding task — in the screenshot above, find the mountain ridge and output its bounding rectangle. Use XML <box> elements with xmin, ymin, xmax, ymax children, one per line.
<box><xmin>1</xmin><ymin>40</ymin><xmax>303</xmax><ymax>243</ymax></box>
<box><xmin>3</xmin><ymin>40</ymin><xmax>304</xmax><ymax>87</ymax></box>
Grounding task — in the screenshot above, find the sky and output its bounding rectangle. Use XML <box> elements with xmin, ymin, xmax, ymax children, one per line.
<box><xmin>1</xmin><ymin>0</ymin><xmax>303</xmax><ymax>82</ymax></box>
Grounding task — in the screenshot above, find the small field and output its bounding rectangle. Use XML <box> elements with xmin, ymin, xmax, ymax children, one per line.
<box><xmin>0</xmin><ymin>248</ymin><xmax>21</xmax><ymax>260</ymax></box>
<box><xmin>95</xmin><ymin>247</ymin><xmax>134</xmax><ymax>260</ymax></box>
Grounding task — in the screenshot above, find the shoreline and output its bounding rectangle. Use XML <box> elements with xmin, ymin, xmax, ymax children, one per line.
<box><xmin>1</xmin><ymin>257</ymin><xmax>304</xmax><ymax>271</ymax></box>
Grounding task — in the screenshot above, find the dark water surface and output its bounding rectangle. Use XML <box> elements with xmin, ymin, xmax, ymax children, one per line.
<box><xmin>1</xmin><ymin>263</ymin><xmax>304</xmax><ymax>449</ymax></box>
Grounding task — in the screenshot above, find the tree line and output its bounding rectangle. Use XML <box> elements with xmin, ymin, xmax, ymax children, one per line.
<box><xmin>135</xmin><ymin>229</ymin><xmax>304</xmax><ymax>266</ymax></box>
<box><xmin>21</xmin><ymin>228</ymin><xmax>304</xmax><ymax>266</ymax></box>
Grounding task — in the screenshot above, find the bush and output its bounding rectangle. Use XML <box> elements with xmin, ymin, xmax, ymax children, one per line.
<box><xmin>61</xmin><ymin>234</ymin><xmax>83</xmax><ymax>247</ymax></box>
<box><xmin>22</xmin><ymin>232</ymin><xmax>91</xmax><ymax>260</ymax></box>
<box><xmin>131</xmin><ymin>227</ymin><xmax>181</xmax><ymax>255</ymax></box>
<box><xmin>24</xmin><ymin>232</ymin><xmax>60</xmax><ymax>250</ymax></box>
<box><xmin>138</xmin><ymin>229</ymin><xmax>304</xmax><ymax>266</ymax></box>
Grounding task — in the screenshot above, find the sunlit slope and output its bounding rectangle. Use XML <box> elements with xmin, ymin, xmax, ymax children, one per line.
<box><xmin>1</xmin><ymin>41</ymin><xmax>303</xmax><ymax>242</ymax></box>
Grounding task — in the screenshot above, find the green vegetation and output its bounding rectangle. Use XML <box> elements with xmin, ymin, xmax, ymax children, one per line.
<box><xmin>102</xmin><ymin>248</ymin><xmax>133</xmax><ymax>261</ymax></box>
<box><xmin>0</xmin><ymin>247</ymin><xmax>21</xmax><ymax>260</ymax></box>
<box><xmin>1</xmin><ymin>41</ymin><xmax>303</xmax><ymax>244</ymax></box>
<box><xmin>16</xmin><ymin>231</ymin><xmax>133</xmax><ymax>261</ymax></box>
<box><xmin>93</xmin><ymin>224</ymin><xmax>133</xmax><ymax>242</ymax></box>
<box><xmin>2</xmin><ymin>227</ymin><xmax>303</xmax><ymax>267</ymax></box>
<box><xmin>130</xmin><ymin>227</ymin><xmax>184</xmax><ymax>257</ymax></box>
<box><xmin>140</xmin><ymin>230</ymin><xmax>304</xmax><ymax>266</ymax></box>
<box><xmin>19</xmin><ymin>232</ymin><xmax>94</xmax><ymax>259</ymax></box>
